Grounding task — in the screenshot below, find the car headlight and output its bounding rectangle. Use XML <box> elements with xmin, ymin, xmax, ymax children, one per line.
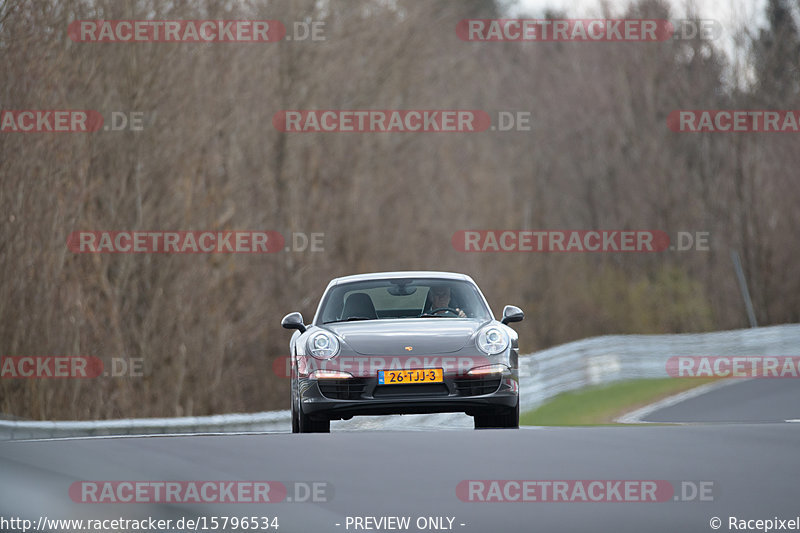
<box><xmin>477</xmin><ymin>326</ymin><xmax>509</xmax><ymax>355</ymax></box>
<box><xmin>307</xmin><ymin>331</ymin><xmax>340</xmax><ymax>359</ymax></box>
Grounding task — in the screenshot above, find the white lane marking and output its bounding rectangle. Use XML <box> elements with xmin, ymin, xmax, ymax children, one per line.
<box><xmin>2</xmin><ymin>431</ymin><xmax>291</xmax><ymax>442</ymax></box>
<box><xmin>615</xmin><ymin>379</ymin><xmax>745</xmax><ymax>424</ymax></box>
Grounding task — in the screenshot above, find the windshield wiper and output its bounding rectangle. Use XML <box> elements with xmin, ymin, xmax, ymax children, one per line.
<box><xmin>324</xmin><ymin>316</ymin><xmax>373</xmax><ymax>324</ymax></box>
<box><xmin>418</xmin><ymin>313</ymin><xmax>450</xmax><ymax>318</ymax></box>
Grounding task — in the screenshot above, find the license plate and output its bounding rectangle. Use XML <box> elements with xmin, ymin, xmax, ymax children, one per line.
<box><xmin>378</xmin><ymin>368</ymin><xmax>443</xmax><ymax>385</ymax></box>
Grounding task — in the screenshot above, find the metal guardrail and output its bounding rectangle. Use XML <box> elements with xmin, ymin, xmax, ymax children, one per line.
<box><xmin>2</xmin><ymin>324</ymin><xmax>799</xmax><ymax>439</ymax></box>
<box><xmin>519</xmin><ymin>323</ymin><xmax>800</xmax><ymax>410</ymax></box>
<box><xmin>0</xmin><ymin>410</ymin><xmax>292</xmax><ymax>440</ymax></box>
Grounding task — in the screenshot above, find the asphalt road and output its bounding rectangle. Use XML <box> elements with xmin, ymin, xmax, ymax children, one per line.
<box><xmin>643</xmin><ymin>379</ymin><xmax>800</xmax><ymax>423</ymax></box>
<box><xmin>1</xmin><ymin>422</ymin><xmax>799</xmax><ymax>533</ymax></box>
<box><xmin>3</xmin><ymin>379</ymin><xmax>800</xmax><ymax>533</ymax></box>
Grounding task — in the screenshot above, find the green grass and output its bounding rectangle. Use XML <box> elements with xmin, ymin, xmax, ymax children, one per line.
<box><xmin>520</xmin><ymin>377</ymin><xmax>719</xmax><ymax>426</ymax></box>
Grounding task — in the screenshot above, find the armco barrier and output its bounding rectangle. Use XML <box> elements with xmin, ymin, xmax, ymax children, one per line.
<box><xmin>2</xmin><ymin>324</ymin><xmax>798</xmax><ymax>439</ymax></box>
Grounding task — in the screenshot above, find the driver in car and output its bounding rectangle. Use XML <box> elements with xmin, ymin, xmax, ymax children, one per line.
<box><xmin>429</xmin><ymin>286</ymin><xmax>467</xmax><ymax>317</ymax></box>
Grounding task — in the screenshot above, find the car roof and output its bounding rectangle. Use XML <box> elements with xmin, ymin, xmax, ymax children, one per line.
<box><xmin>312</xmin><ymin>271</ymin><xmax>493</xmax><ymax>324</ymax></box>
<box><xmin>328</xmin><ymin>271</ymin><xmax>475</xmax><ymax>286</ymax></box>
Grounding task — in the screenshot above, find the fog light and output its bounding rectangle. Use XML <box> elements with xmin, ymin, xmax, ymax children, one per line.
<box><xmin>310</xmin><ymin>370</ymin><xmax>353</xmax><ymax>380</ymax></box>
<box><xmin>467</xmin><ymin>364</ymin><xmax>508</xmax><ymax>376</ymax></box>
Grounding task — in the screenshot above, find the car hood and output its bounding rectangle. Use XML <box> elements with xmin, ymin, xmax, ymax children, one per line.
<box><xmin>323</xmin><ymin>318</ymin><xmax>489</xmax><ymax>355</ymax></box>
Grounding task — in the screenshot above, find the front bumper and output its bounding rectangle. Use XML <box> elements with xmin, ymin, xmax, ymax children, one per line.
<box><xmin>299</xmin><ymin>370</ymin><xmax>518</xmax><ymax>420</ymax></box>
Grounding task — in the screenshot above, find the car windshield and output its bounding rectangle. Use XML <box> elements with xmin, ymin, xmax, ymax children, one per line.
<box><xmin>318</xmin><ymin>278</ymin><xmax>491</xmax><ymax>324</ymax></box>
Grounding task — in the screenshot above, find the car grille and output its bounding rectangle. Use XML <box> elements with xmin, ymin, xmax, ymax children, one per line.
<box><xmin>317</xmin><ymin>379</ymin><xmax>367</xmax><ymax>400</ymax></box>
<box><xmin>453</xmin><ymin>376</ymin><xmax>502</xmax><ymax>396</ymax></box>
<box><xmin>373</xmin><ymin>384</ymin><xmax>449</xmax><ymax>398</ymax></box>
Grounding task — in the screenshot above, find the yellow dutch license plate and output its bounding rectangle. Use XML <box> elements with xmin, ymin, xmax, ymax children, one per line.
<box><xmin>378</xmin><ymin>368</ymin><xmax>443</xmax><ymax>385</ymax></box>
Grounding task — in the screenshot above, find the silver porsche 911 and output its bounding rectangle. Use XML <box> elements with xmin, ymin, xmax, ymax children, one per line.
<box><xmin>282</xmin><ymin>271</ymin><xmax>524</xmax><ymax>432</ymax></box>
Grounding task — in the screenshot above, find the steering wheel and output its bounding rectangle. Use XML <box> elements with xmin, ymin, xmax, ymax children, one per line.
<box><xmin>428</xmin><ymin>307</ymin><xmax>461</xmax><ymax>316</ymax></box>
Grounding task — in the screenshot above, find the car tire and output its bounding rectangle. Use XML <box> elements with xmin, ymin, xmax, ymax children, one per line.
<box><xmin>298</xmin><ymin>403</ymin><xmax>330</xmax><ymax>433</ymax></box>
<box><xmin>291</xmin><ymin>384</ymin><xmax>300</xmax><ymax>433</ymax></box>
<box><xmin>291</xmin><ymin>403</ymin><xmax>300</xmax><ymax>433</ymax></box>
<box><xmin>474</xmin><ymin>399</ymin><xmax>519</xmax><ymax>429</ymax></box>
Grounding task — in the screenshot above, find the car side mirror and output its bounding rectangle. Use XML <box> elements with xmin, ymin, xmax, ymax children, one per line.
<box><xmin>281</xmin><ymin>312</ymin><xmax>306</xmax><ymax>333</ymax></box>
<box><xmin>501</xmin><ymin>305</ymin><xmax>524</xmax><ymax>325</ymax></box>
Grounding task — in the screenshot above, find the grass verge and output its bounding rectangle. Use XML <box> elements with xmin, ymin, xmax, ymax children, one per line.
<box><xmin>520</xmin><ymin>377</ymin><xmax>719</xmax><ymax>426</ymax></box>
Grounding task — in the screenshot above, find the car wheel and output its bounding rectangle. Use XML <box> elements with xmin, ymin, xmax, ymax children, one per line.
<box><xmin>298</xmin><ymin>403</ymin><xmax>330</xmax><ymax>433</ymax></box>
<box><xmin>291</xmin><ymin>379</ymin><xmax>300</xmax><ymax>433</ymax></box>
<box><xmin>291</xmin><ymin>400</ymin><xmax>300</xmax><ymax>433</ymax></box>
<box><xmin>474</xmin><ymin>400</ymin><xmax>519</xmax><ymax>429</ymax></box>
